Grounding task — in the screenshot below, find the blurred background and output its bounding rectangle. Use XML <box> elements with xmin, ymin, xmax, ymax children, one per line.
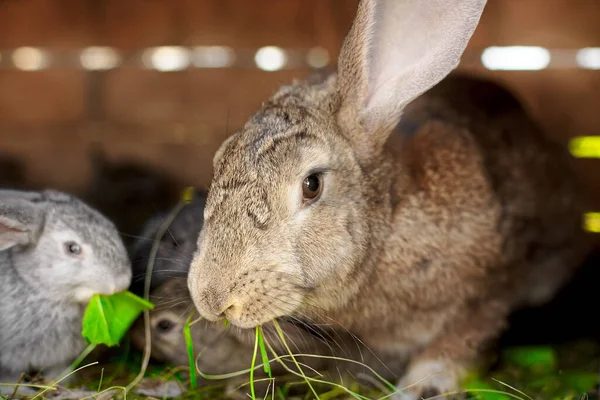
<box><xmin>0</xmin><ymin>0</ymin><xmax>598</xmax><ymax>241</ymax></box>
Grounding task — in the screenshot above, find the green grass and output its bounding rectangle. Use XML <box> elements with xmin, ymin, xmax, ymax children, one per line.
<box><xmin>2</xmin><ymin>338</ymin><xmax>597</xmax><ymax>400</ymax></box>
<box><xmin>184</xmin><ymin>314</ymin><xmax>198</xmax><ymax>390</ymax></box>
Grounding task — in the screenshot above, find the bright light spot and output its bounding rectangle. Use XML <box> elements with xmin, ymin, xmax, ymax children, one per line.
<box><xmin>142</xmin><ymin>46</ymin><xmax>190</xmax><ymax>71</ymax></box>
<box><xmin>576</xmin><ymin>48</ymin><xmax>600</xmax><ymax>70</ymax></box>
<box><xmin>192</xmin><ymin>46</ymin><xmax>235</xmax><ymax>68</ymax></box>
<box><xmin>481</xmin><ymin>46</ymin><xmax>550</xmax><ymax>71</ymax></box>
<box><xmin>306</xmin><ymin>47</ymin><xmax>330</xmax><ymax>68</ymax></box>
<box><xmin>12</xmin><ymin>47</ymin><xmax>49</xmax><ymax>71</ymax></box>
<box><xmin>569</xmin><ymin>136</ymin><xmax>600</xmax><ymax>159</ymax></box>
<box><xmin>584</xmin><ymin>212</ymin><xmax>600</xmax><ymax>233</ymax></box>
<box><xmin>80</xmin><ymin>47</ymin><xmax>120</xmax><ymax>70</ymax></box>
<box><xmin>255</xmin><ymin>46</ymin><xmax>287</xmax><ymax>71</ymax></box>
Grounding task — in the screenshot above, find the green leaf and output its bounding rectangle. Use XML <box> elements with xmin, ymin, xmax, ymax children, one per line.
<box><xmin>184</xmin><ymin>315</ymin><xmax>198</xmax><ymax>389</ymax></box>
<box><xmin>81</xmin><ymin>291</ymin><xmax>154</xmax><ymax>347</ymax></box>
<box><xmin>503</xmin><ymin>346</ymin><xmax>557</xmax><ymax>373</ymax></box>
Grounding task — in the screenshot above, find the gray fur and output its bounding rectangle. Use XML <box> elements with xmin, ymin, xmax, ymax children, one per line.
<box><xmin>0</xmin><ymin>189</ymin><xmax>132</xmax><ymax>392</ymax></box>
<box><xmin>129</xmin><ymin>191</ymin><xmax>207</xmax><ymax>295</ymax></box>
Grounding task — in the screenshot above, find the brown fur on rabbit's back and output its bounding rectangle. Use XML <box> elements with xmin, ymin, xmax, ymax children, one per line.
<box><xmin>341</xmin><ymin>73</ymin><xmax>589</xmax><ymax>351</ymax></box>
<box><xmin>301</xmin><ymin>73</ymin><xmax>582</xmax><ymax>350</ymax></box>
<box><xmin>401</xmin><ymin>73</ymin><xmax>588</xmax><ymax>304</ymax></box>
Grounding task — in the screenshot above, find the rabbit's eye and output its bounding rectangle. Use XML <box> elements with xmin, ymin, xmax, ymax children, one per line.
<box><xmin>302</xmin><ymin>174</ymin><xmax>322</xmax><ymax>202</ymax></box>
<box><xmin>157</xmin><ymin>319</ymin><xmax>174</xmax><ymax>333</ymax></box>
<box><xmin>64</xmin><ymin>241</ymin><xmax>82</xmax><ymax>256</ymax></box>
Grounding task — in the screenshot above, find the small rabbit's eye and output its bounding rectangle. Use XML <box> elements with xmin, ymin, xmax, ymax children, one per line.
<box><xmin>64</xmin><ymin>241</ymin><xmax>82</xmax><ymax>256</ymax></box>
<box><xmin>302</xmin><ymin>174</ymin><xmax>322</xmax><ymax>203</ymax></box>
<box><xmin>157</xmin><ymin>319</ymin><xmax>174</xmax><ymax>333</ymax></box>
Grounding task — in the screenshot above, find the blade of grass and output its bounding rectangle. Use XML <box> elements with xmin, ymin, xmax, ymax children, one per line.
<box><xmin>250</xmin><ymin>326</ymin><xmax>260</xmax><ymax>400</ymax></box>
<box><xmin>94</xmin><ymin>368</ymin><xmax>104</xmax><ymax>400</ymax></box>
<box><xmin>264</xmin><ymin>342</ymin><xmax>369</xmax><ymax>400</ymax></box>
<box><xmin>257</xmin><ymin>327</ymin><xmax>272</xmax><ymax>378</ymax></box>
<box><xmin>424</xmin><ymin>389</ymin><xmax>527</xmax><ymax>400</ymax></box>
<box><xmin>272</xmin><ymin>321</ymin><xmax>321</xmax><ymax>400</ymax></box>
<box><xmin>61</xmin><ymin>343</ymin><xmax>97</xmax><ymax>377</ymax></box>
<box><xmin>276</xmin><ymin>386</ymin><xmax>287</xmax><ymax>400</ymax></box>
<box><xmin>184</xmin><ymin>314</ymin><xmax>197</xmax><ymax>389</ymax></box>
<box><xmin>269</xmin><ymin>353</ymin><xmax>396</xmax><ymax>392</ymax></box>
<box><xmin>125</xmin><ymin>188</ymin><xmax>192</xmax><ymax>394</ymax></box>
<box><xmin>491</xmin><ymin>378</ymin><xmax>533</xmax><ymax>400</ymax></box>
<box><xmin>78</xmin><ymin>386</ymin><xmax>126</xmax><ymax>400</ymax></box>
<box><xmin>31</xmin><ymin>361</ymin><xmax>99</xmax><ymax>400</ymax></box>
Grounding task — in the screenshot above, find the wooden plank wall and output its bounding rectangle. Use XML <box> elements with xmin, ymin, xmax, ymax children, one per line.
<box><xmin>0</xmin><ymin>0</ymin><xmax>598</xmax><ymax>211</ymax></box>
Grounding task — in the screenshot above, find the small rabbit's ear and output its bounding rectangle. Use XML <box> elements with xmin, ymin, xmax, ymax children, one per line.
<box><xmin>337</xmin><ymin>0</ymin><xmax>487</xmax><ymax>161</ymax></box>
<box><xmin>0</xmin><ymin>193</ymin><xmax>45</xmax><ymax>251</ymax></box>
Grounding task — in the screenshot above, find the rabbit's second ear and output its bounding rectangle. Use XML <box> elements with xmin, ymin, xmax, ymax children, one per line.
<box><xmin>337</xmin><ymin>0</ymin><xmax>487</xmax><ymax>161</ymax></box>
<box><xmin>0</xmin><ymin>198</ymin><xmax>44</xmax><ymax>251</ymax></box>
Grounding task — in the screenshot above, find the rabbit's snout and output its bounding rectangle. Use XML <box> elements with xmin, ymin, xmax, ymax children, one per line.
<box><xmin>72</xmin><ymin>264</ymin><xmax>131</xmax><ymax>302</ymax></box>
<box><xmin>195</xmin><ymin>287</ymin><xmax>244</xmax><ymax>323</ymax></box>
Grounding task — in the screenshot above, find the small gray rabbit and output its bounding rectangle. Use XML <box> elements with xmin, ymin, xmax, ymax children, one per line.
<box><xmin>187</xmin><ymin>0</ymin><xmax>592</xmax><ymax>398</ymax></box>
<box><xmin>129</xmin><ymin>190</ymin><xmax>207</xmax><ymax>296</ymax></box>
<box><xmin>0</xmin><ymin>189</ymin><xmax>132</xmax><ymax>395</ymax></box>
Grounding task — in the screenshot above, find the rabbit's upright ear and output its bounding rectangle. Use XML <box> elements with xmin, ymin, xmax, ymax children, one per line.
<box><xmin>337</xmin><ymin>0</ymin><xmax>487</xmax><ymax>161</ymax></box>
<box><xmin>0</xmin><ymin>191</ymin><xmax>45</xmax><ymax>251</ymax></box>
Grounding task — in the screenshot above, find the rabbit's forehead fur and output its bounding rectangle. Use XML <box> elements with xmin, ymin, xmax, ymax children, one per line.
<box><xmin>207</xmin><ymin>77</ymin><xmax>340</xmax><ymax>223</ymax></box>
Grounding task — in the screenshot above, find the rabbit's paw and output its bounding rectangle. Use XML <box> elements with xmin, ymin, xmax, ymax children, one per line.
<box><xmin>392</xmin><ymin>360</ymin><xmax>464</xmax><ymax>400</ymax></box>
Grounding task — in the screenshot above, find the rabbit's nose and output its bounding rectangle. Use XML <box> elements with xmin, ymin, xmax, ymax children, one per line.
<box><xmin>198</xmin><ymin>289</ymin><xmax>242</xmax><ymax>321</ymax></box>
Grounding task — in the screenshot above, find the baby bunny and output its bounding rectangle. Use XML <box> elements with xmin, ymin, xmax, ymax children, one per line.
<box><xmin>129</xmin><ymin>190</ymin><xmax>207</xmax><ymax>296</ymax></box>
<box><xmin>187</xmin><ymin>0</ymin><xmax>591</xmax><ymax>398</ymax></box>
<box><xmin>0</xmin><ymin>189</ymin><xmax>132</xmax><ymax>394</ymax></box>
<box><xmin>130</xmin><ymin>278</ymin><xmax>255</xmax><ymax>377</ymax></box>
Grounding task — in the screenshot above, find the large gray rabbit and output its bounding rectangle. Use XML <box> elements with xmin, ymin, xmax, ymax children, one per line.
<box><xmin>187</xmin><ymin>0</ymin><xmax>591</xmax><ymax>398</ymax></box>
<box><xmin>0</xmin><ymin>190</ymin><xmax>132</xmax><ymax>395</ymax></box>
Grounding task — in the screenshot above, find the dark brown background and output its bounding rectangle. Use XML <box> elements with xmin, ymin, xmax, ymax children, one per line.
<box><xmin>0</xmin><ymin>0</ymin><xmax>598</xmax><ymax>211</ymax></box>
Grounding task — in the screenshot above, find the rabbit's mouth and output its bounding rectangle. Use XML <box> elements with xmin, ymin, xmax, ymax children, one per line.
<box><xmin>71</xmin><ymin>281</ymin><xmax>127</xmax><ymax>303</ymax></box>
<box><xmin>72</xmin><ymin>287</ymin><xmax>101</xmax><ymax>303</ymax></box>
